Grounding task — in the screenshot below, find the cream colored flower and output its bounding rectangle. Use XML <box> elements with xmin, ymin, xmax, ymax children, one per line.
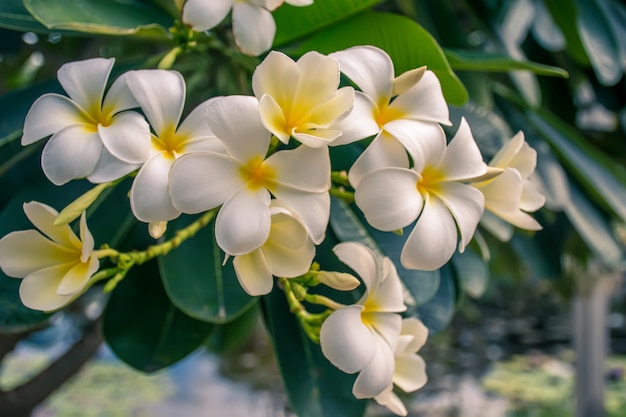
<box><xmin>0</xmin><ymin>202</ymin><xmax>99</xmax><ymax>311</ymax></box>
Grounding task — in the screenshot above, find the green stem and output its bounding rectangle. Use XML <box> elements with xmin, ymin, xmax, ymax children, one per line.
<box><xmin>331</xmin><ymin>170</ymin><xmax>351</xmax><ymax>187</ymax></box>
<box><xmin>329</xmin><ymin>186</ymin><xmax>355</xmax><ymax>203</ymax></box>
<box><xmin>304</xmin><ymin>294</ymin><xmax>346</xmax><ymax>311</ymax></box>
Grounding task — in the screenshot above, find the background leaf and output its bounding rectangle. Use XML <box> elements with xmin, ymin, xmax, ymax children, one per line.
<box><xmin>0</xmin><ymin>0</ymin><xmax>49</xmax><ymax>33</ymax></box>
<box><xmin>445</xmin><ymin>49</ymin><xmax>568</xmax><ymax>78</ymax></box>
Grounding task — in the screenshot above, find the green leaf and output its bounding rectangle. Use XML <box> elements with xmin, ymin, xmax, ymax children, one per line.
<box><xmin>261</xmin><ymin>288</ymin><xmax>367</xmax><ymax>417</ymax></box>
<box><xmin>445</xmin><ymin>49</ymin><xmax>569</xmax><ymax>78</ymax></box>
<box><xmin>291</xmin><ymin>11</ymin><xmax>468</xmax><ymax>106</ymax></box>
<box><xmin>415</xmin><ymin>264</ymin><xmax>457</xmax><ymax>333</ymax></box>
<box><xmin>544</xmin><ymin>0</ymin><xmax>590</xmax><ymax>65</ymax></box>
<box><xmin>0</xmin><ymin>276</ymin><xmax>50</xmax><ymax>334</ymax></box>
<box><xmin>206</xmin><ymin>301</ymin><xmax>259</xmax><ymax>354</ymax></box>
<box><xmin>23</xmin><ymin>0</ymin><xmax>173</xmax><ymax>38</ymax></box>
<box><xmin>451</xmin><ymin>250</ymin><xmax>488</xmax><ymax>299</ymax></box>
<box><xmin>527</xmin><ymin>109</ymin><xmax>626</xmax><ymax>225</ymax></box>
<box><xmin>273</xmin><ymin>0</ymin><xmax>382</xmax><ymax>46</ymax></box>
<box><xmin>158</xmin><ymin>215</ymin><xmax>255</xmax><ymax>323</ymax></box>
<box><xmin>0</xmin><ymin>0</ymin><xmax>49</xmax><ymax>32</ymax></box>
<box><xmin>329</xmin><ymin>197</ymin><xmax>440</xmax><ymax>306</ymax></box>
<box><xmin>103</xmin><ymin>256</ymin><xmax>213</xmax><ymax>373</ymax></box>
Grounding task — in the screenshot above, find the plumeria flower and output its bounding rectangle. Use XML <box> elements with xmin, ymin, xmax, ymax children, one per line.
<box><xmin>374</xmin><ymin>318</ymin><xmax>429</xmax><ymax>416</ymax></box>
<box><xmin>22</xmin><ymin>58</ymin><xmax>151</xmax><ymax>185</ymax></box>
<box><xmin>0</xmin><ymin>202</ymin><xmax>99</xmax><ymax>311</ymax></box>
<box><xmin>329</xmin><ymin>45</ymin><xmax>451</xmax><ymax>187</ymax></box>
<box><xmin>355</xmin><ymin>118</ymin><xmax>491</xmax><ymax>271</ymax></box>
<box><xmin>125</xmin><ymin>69</ymin><xmax>224</xmax><ymax>224</ymax></box>
<box><xmin>181</xmin><ymin>0</ymin><xmax>313</xmax><ymax>56</ymax></box>
<box><xmin>474</xmin><ymin>132</ymin><xmax>546</xmax><ymax>240</ymax></box>
<box><xmin>252</xmin><ymin>50</ymin><xmax>355</xmax><ymax>148</ymax></box>
<box><xmin>320</xmin><ymin>242</ymin><xmax>406</xmax><ymax>399</ymax></box>
<box><xmin>233</xmin><ymin>200</ymin><xmax>315</xmax><ymax>296</ymax></box>
<box><xmin>169</xmin><ymin>95</ymin><xmax>330</xmax><ymax>256</ymax></box>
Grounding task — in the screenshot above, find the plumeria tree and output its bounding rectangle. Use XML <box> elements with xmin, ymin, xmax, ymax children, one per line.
<box><xmin>0</xmin><ymin>0</ymin><xmax>624</xmax><ymax>416</ymax></box>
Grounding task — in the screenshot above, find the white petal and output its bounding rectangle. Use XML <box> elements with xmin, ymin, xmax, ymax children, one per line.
<box><xmin>22</xmin><ymin>94</ymin><xmax>87</xmax><ymax>145</ymax></box>
<box><xmin>510</xmin><ymin>142</ymin><xmax>538</xmax><ymax>179</ymax></box>
<box><xmin>258</xmin><ymin>94</ymin><xmax>290</xmax><ymax>143</ymax></box>
<box><xmin>23</xmin><ymin>201</ymin><xmax>79</xmax><ymax>249</ymax></box>
<box><xmin>384</xmin><ymin>119</ymin><xmax>445</xmax><ymax>164</ymax></box>
<box><xmin>438</xmin><ymin>118</ymin><xmax>487</xmax><ymax>181</ymax></box>
<box><xmin>233</xmin><ymin>250</ymin><xmax>274</xmax><ymax>295</ymax></box>
<box><xmin>372</xmin><ymin>258</ymin><xmax>406</xmax><ymax>313</ymax></box>
<box><xmin>130</xmin><ymin>153</ymin><xmax>180</xmax><ymax>222</ymax></box>
<box><xmin>401</xmin><ymin>317</ymin><xmax>429</xmax><ymax>354</ymax></box>
<box><xmin>292</xmin><ymin>129</ymin><xmax>343</xmax><ymax>148</ymax></box>
<box><xmin>319</xmin><ymin>305</ymin><xmax>376</xmax><ymax>373</ymax></box>
<box><xmin>169</xmin><ymin>152</ymin><xmax>244</xmax><ymax>213</ymax></box>
<box><xmin>375</xmin><ymin>387</ymin><xmax>408</xmax><ymax>417</ymax></box>
<box><xmin>182</xmin><ymin>0</ymin><xmax>232</xmax><ymax>31</ymax></box>
<box><xmin>252</xmin><ymin>51</ymin><xmax>300</xmax><ymax>109</ymax></box>
<box><xmin>332</xmin><ymin>242</ymin><xmax>377</xmax><ymax>295</ymax></box>
<box><xmin>436</xmin><ymin>182</ymin><xmax>484</xmax><ymax>251</ymax></box>
<box><xmin>206</xmin><ymin>96</ymin><xmax>270</xmax><ymax>162</ymax></box>
<box><xmin>79</xmin><ymin>211</ymin><xmax>95</xmax><ymax>261</ymax></box>
<box><xmin>348</xmin><ymin>132</ymin><xmax>409</xmax><ymax>188</ymax></box>
<box><xmin>126</xmin><ymin>70</ymin><xmax>185</xmax><ymax>136</ymax></box>
<box><xmin>232</xmin><ymin>2</ymin><xmax>276</xmax><ymax>56</ymax></box>
<box><xmin>266</xmin><ymin>145</ymin><xmax>330</xmax><ymax>192</ymax></box>
<box><xmin>353</xmin><ymin>335</ymin><xmax>396</xmax><ymax>399</ymax></box>
<box><xmin>480</xmin><ymin>168</ymin><xmax>524</xmax><ymax>215</ymax></box>
<box><xmin>102</xmin><ymin>73</ymin><xmax>139</xmax><ymax>113</ymax></box>
<box><xmin>366</xmin><ymin>312</ymin><xmax>402</xmax><ymax>351</ymax></box>
<box><xmin>176</xmin><ymin>97</ymin><xmax>218</xmax><ymax>140</ymax></box>
<box><xmin>408</xmin><ymin>126</ymin><xmax>446</xmax><ymax>173</ymax></box>
<box><xmin>0</xmin><ymin>231</ymin><xmax>77</xmax><ymax>278</ymax></box>
<box><xmin>57</xmin><ymin>58</ymin><xmax>113</xmax><ymax>115</ymax></box>
<box><xmin>298</xmin><ymin>87</ymin><xmax>355</xmax><ymax>129</ymax></box>
<box><xmin>520</xmin><ymin>179</ymin><xmax>546</xmax><ymax>212</ymax></box>
<box><xmin>215</xmin><ymin>186</ymin><xmax>271</xmax><ymax>255</ymax></box>
<box><xmin>294</xmin><ymin>51</ymin><xmax>342</xmax><ymax>109</ymax></box>
<box><xmin>19</xmin><ymin>264</ymin><xmax>76</xmax><ymax>311</ymax></box>
<box><xmin>270</xmin><ymin>190</ymin><xmax>329</xmax><ymax>244</ymax></box>
<box><xmin>401</xmin><ymin>197</ymin><xmax>458</xmax><ymax>271</ymax></box>
<box><xmin>57</xmin><ymin>256</ymin><xmax>98</xmax><ymax>296</ymax></box>
<box><xmin>87</xmin><ymin>146</ymin><xmax>141</xmax><ymax>183</ymax></box>
<box><xmin>41</xmin><ymin>125</ymin><xmax>103</xmax><ymax>185</ymax></box>
<box><xmin>355</xmin><ymin>168</ymin><xmax>422</xmax><ymax>231</ymax></box>
<box><xmin>330</xmin><ymin>92</ymin><xmax>380</xmax><ymax>146</ymax></box>
<box><xmin>394</xmin><ymin>355</ymin><xmax>427</xmax><ymax>393</ymax></box>
<box><xmin>331</xmin><ymin>46</ymin><xmax>394</xmax><ymax>105</ymax></box>
<box><xmin>98</xmin><ymin>111</ymin><xmax>151</xmax><ymax>164</ymax></box>
<box><xmin>389</xmin><ymin>70</ymin><xmax>450</xmax><ymax>125</ymax></box>
<box><xmin>497</xmin><ymin>209</ymin><xmax>543</xmax><ymax>231</ymax></box>
<box><xmin>263</xmin><ymin>213</ymin><xmax>314</xmax><ymax>278</ymax></box>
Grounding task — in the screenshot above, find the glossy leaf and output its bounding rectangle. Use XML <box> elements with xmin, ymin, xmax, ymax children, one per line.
<box><xmin>0</xmin><ymin>275</ymin><xmax>49</xmax><ymax>333</ymax></box>
<box><xmin>206</xmin><ymin>301</ymin><xmax>259</xmax><ymax>354</ymax></box>
<box><xmin>544</xmin><ymin>0</ymin><xmax>590</xmax><ymax>65</ymax></box>
<box><xmin>329</xmin><ymin>197</ymin><xmax>440</xmax><ymax>307</ymax></box>
<box><xmin>445</xmin><ymin>49</ymin><xmax>569</xmax><ymax>78</ymax></box>
<box><xmin>0</xmin><ymin>0</ymin><xmax>48</xmax><ymax>32</ymax></box>
<box><xmin>414</xmin><ymin>264</ymin><xmax>457</xmax><ymax>333</ymax></box>
<box><xmin>23</xmin><ymin>0</ymin><xmax>173</xmax><ymax>38</ymax></box>
<box><xmin>261</xmin><ymin>287</ymin><xmax>367</xmax><ymax>417</ymax></box>
<box><xmin>273</xmin><ymin>0</ymin><xmax>382</xmax><ymax>46</ymax></box>
<box><xmin>452</xmin><ymin>250</ymin><xmax>489</xmax><ymax>299</ymax></box>
<box><xmin>292</xmin><ymin>11</ymin><xmax>468</xmax><ymax>105</ymax></box>
<box><xmin>159</xmin><ymin>215</ymin><xmax>255</xmax><ymax>323</ymax></box>
<box><xmin>103</xmin><ymin>256</ymin><xmax>213</xmax><ymax>373</ymax></box>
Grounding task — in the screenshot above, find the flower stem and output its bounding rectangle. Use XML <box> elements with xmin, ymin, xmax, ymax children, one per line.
<box><xmin>329</xmin><ymin>186</ymin><xmax>355</xmax><ymax>203</ymax></box>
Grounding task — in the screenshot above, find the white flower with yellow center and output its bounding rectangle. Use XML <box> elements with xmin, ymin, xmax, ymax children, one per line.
<box><xmin>374</xmin><ymin>318</ymin><xmax>429</xmax><ymax>416</ymax></box>
<box><xmin>475</xmin><ymin>132</ymin><xmax>546</xmax><ymax>240</ymax></box>
<box><xmin>181</xmin><ymin>0</ymin><xmax>313</xmax><ymax>56</ymax></box>
<box><xmin>355</xmin><ymin>119</ymin><xmax>489</xmax><ymax>271</ymax></box>
<box><xmin>0</xmin><ymin>202</ymin><xmax>99</xmax><ymax>312</ymax></box>
<box><xmin>125</xmin><ymin>69</ymin><xmax>223</xmax><ymax>223</ymax></box>
<box><xmin>320</xmin><ymin>242</ymin><xmax>406</xmax><ymax>399</ymax></box>
<box><xmin>169</xmin><ymin>95</ymin><xmax>330</xmax><ymax>256</ymax></box>
<box><xmin>329</xmin><ymin>46</ymin><xmax>451</xmax><ymax>187</ymax></box>
<box><xmin>252</xmin><ymin>50</ymin><xmax>355</xmax><ymax>148</ymax></box>
<box><xmin>233</xmin><ymin>200</ymin><xmax>315</xmax><ymax>296</ymax></box>
<box><xmin>22</xmin><ymin>58</ymin><xmax>151</xmax><ymax>185</ymax></box>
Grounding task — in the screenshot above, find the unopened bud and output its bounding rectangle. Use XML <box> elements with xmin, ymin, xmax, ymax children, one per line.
<box><xmin>315</xmin><ymin>271</ymin><xmax>360</xmax><ymax>291</ymax></box>
<box><xmin>149</xmin><ymin>221</ymin><xmax>168</xmax><ymax>239</ymax></box>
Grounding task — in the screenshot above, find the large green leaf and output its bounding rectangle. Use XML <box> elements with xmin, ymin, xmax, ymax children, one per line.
<box><xmin>415</xmin><ymin>264</ymin><xmax>457</xmax><ymax>333</ymax></box>
<box><xmin>273</xmin><ymin>0</ymin><xmax>382</xmax><ymax>46</ymax></box>
<box><xmin>329</xmin><ymin>197</ymin><xmax>440</xmax><ymax>307</ymax></box>
<box><xmin>291</xmin><ymin>11</ymin><xmax>468</xmax><ymax>106</ymax></box>
<box><xmin>451</xmin><ymin>250</ymin><xmax>488</xmax><ymax>299</ymax></box>
<box><xmin>103</xmin><ymin>256</ymin><xmax>213</xmax><ymax>373</ymax></box>
<box><xmin>0</xmin><ymin>275</ymin><xmax>49</xmax><ymax>334</ymax></box>
<box><xmin>158</xmin><ymin>215</ymin><xmax>255</xmax><ymax>323</ymax></box>
<box><xmin>0</xmin><ymin>0</ymin><xmax>48</xmax><ymax>32</ymax></box>
<box><xmin>445</xmin><ymin>49</ymin><xmax>569</xmax><ymax>78</ymax></box>
<box><xmin>544</xmin><ymin>0</ymin><xmax>590</xmax><ymax>65</ymax></box>
<box><xmin>261</xmin><ymin>287</ymin><xmax>367</xmax><ymax>417</ymax></box>
<box><xmin>23</xmin><ymin>0</ymin><xmax>173</xmax><ymax>38</ymax></box>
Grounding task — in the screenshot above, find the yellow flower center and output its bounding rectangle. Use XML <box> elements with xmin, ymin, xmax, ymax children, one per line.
<box><xmin>239</xmin><ymin>155</ymin><xmax>276</xmax><ymax>190</ymax></box>
<box><xmin>152</xmin><ymin>125</ymin><xmax>186</xmax><ymax>159</ymax></box>
<box><xmin>374</xmin><ymin>103</ymin><xmax>404</xmax><ymax>128</ymax></box>
<box><xmin>417</xmin><ymin>165</ymin><xmax>444</xmax><ymax>195</ymax></box>
<box><xmin>82</xmin><ymin>103</ymin><xmax>115</xmax><ymax>133</ymax></box>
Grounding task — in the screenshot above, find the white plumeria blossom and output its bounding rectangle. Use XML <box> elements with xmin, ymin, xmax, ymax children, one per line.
<box><xmin>0</xmin><ymin>202</ymin><xmax>99</xmax><ymax>312</ymax></box>
<box><xmin>125</xmin><ymin>69</ymin><xmax>223</xmax><ymax>224</ymax></box>
<box><xmin>252</xmin><ymin>50</ymin><xmax>355</xmax><ymax>148</ymax></box>
<box><xmin>169</xmin><ymin>95</ymin><xmax>330</xmax><ymax>256</ymax></box>
<box><xmin>475</xmin><ymin>132</ymin><xmax>546</xmax><ymax>240</ymax></box>
<box><xmin>233</xmin><ymin>200</ymin><xmax>315</xmax><ymax>296</ymax></box>
<box><xmin>374</xmin><ymin>318</ymin><xmax>429</xmax><ymax>416</ymax></box>
<box><xmin>22</xmin><ymin>58</ymin><xmax>151</xmax><ymax>186</ymax></box>
<box><xmin>355</xmin><ymin>118</ymin><xmax>489</xmax><ymax>271</ymax></box>
<box><xmin>181</xmin><ymin>0</ymin><xmax>313</xmax><ymax>56</ymax></box>
<box><xmin>320</xmin><ymin>242</ymin><xmax>406</xmax><ymax>399</ymax></box>
<box><xmin>329</xmin><ymin>45</ymin><xmax>451</xmax><ymax>187</ymax></box>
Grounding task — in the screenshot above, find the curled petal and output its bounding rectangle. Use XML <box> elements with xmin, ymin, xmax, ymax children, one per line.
<box><xmin>352</xmin><ymin>335</ymin><xmax>395</xmax><ymax>399</ymax></box>
<box><xmin>102</xmin><ymin>73</ymin><xmax>139</xmax><ymax>114</ymax></box>
<box><xmin>438</xmin><ymin>118</ymin><xmax>487</xmax><ymax>181</ymax></box>
<box><xmin>233</xmin><ymin>250</ymin><xmax>273</xmax><ymax>296</ymax></box>
<box><xmin>176</xmin><ymin>97</ymin><xmax>218</xmax><ymax>140</ymax></box>
<box><xmin>57</xmin><ymin>256</ymin><xmax>99</xmax><ymax>296</ymax></box>
<box><xmin>19</xmin><ymin>264</ymin><xmax>76</xmax><ymax>311</ymax></box>
<box><xmin>270</xmin><ymin>190</ymin><xmax>329</xmax><ymax>244</ymax></box>
<box><xmin>182</xmin><ymin>0</ymin><xmax>231</xmax><ymax>31</ymax></box>
<box><xmin>348</xmin><ymin>132</ymin><xmax>410</xmax><ymax>188</ymax></box>
<box><xmin>332</xmin><ymin>242</ymin><xmax>377</xmax><ymax>295</ymax></box>
<box><xmin>320</xmin><ymin>305</ymin><xmax>376</xmax><ymax>373</ymax></box>
<box><xmin>394</xmin><ymin>355</ymin><xmax>427</xmax><ymax>393</ymax></box>
<box><xmin>57</xmin><ymin>58</ymin><xmax>113</xmax><ymax>115</ymax></box>
<box><xmin>401</xmin><ymin>197</ymin><xmax>458</xmax><ymax>271</ymax></box>
<box><xmin>521</xmin><ymin>179</ymin><xmax>546</xmax><ymax>212</ymax></box>
<box><xmin>232</xmin><ymin>2</ymin><xmax>276</xmax><ymax>56</ymax></box>
<box><xmin>22</xmin><ymin>94</ymin><xmax>88</xmax><ymax>145</ymax></box>
<box><xmin>23</xmin><ymin>201</ymin><xmax>79</xmax><ymax>249</ymax></box>
<box><xmin>42</xmin><ymin>125</ymin><xmax>103</xmax><ymax>185</ymax></box>
<box><xmin>330</xmin><ymin>92</ymin><xmax>380</xmax><ymax>146</ymax></box>
<box><xmin>292</xmin><ymin>129</ymin><xmax>343</xmax><ymax>148</ymax></box>
<box><xmin>375</xmin><ymin>386</ymin><xmax>407</xmax><ymax>417</ymax></box>
<box><xmin>365</xmin><ymin>312</ymin><xmax>402</xmax><ymax>351</ymax></box>
<box><xmin>401</xmin><ymin>317</ymin><xmax>429</xmax><ymax>354</ymax></box>
<box><xmin>87</xmin><ymin>147</ymin><xmax>141</xmax><ymax>183</ymax></box>
<box><xmin>98</xmin><ymin>111</ymin><xmax>151</xmax><ymax>164</ymax></box>
<box><xmin>384</xmin><ymin>119</ymin><xmax>445</xmax><ymax>165</ymax></box>
<box><xmin>215</xmin><ymin>186</ymin><xmax>271</xmax><ymax>255</ymax></box>
<box><xmin>389</xmin><ymin>70</ymin><xmax>450</xmax><ymax>125</ymax></box>
<box><xmin>480</xmin><ymin>168</ymin><xmax>524</xmax><ymax>215</ymax></box>
<box><xmin>355</xmin><ymin>168</ymin><xmax>422</xmax><ymax>231</ymax></box>
<box><xmin>436</xmin><ymin>182</ymin><xmax>484</xmax><ymax>251</ymax></box>
<box><xmin>130</xmin><ymin>153</ymin><xmax>179</xmax><ymax>222</ymax></box>
<box><xmin>79</xmin><ymin>211</ymin><xmax>95</xmax><ymax>261</ymax></box>
<box><xmin>258</xmin><ymin>94</ymin><xmax>290</xmax><ymax>143</ymax></box>
<box><xmin>372</xmin><ymin>258</ymin><xmax>406</xmax><ymax>313</ymax></box>
<box><xmin>267</xmin><ymin>145</ymin><xmax>330</xmax><ymax>192</ymax></box>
